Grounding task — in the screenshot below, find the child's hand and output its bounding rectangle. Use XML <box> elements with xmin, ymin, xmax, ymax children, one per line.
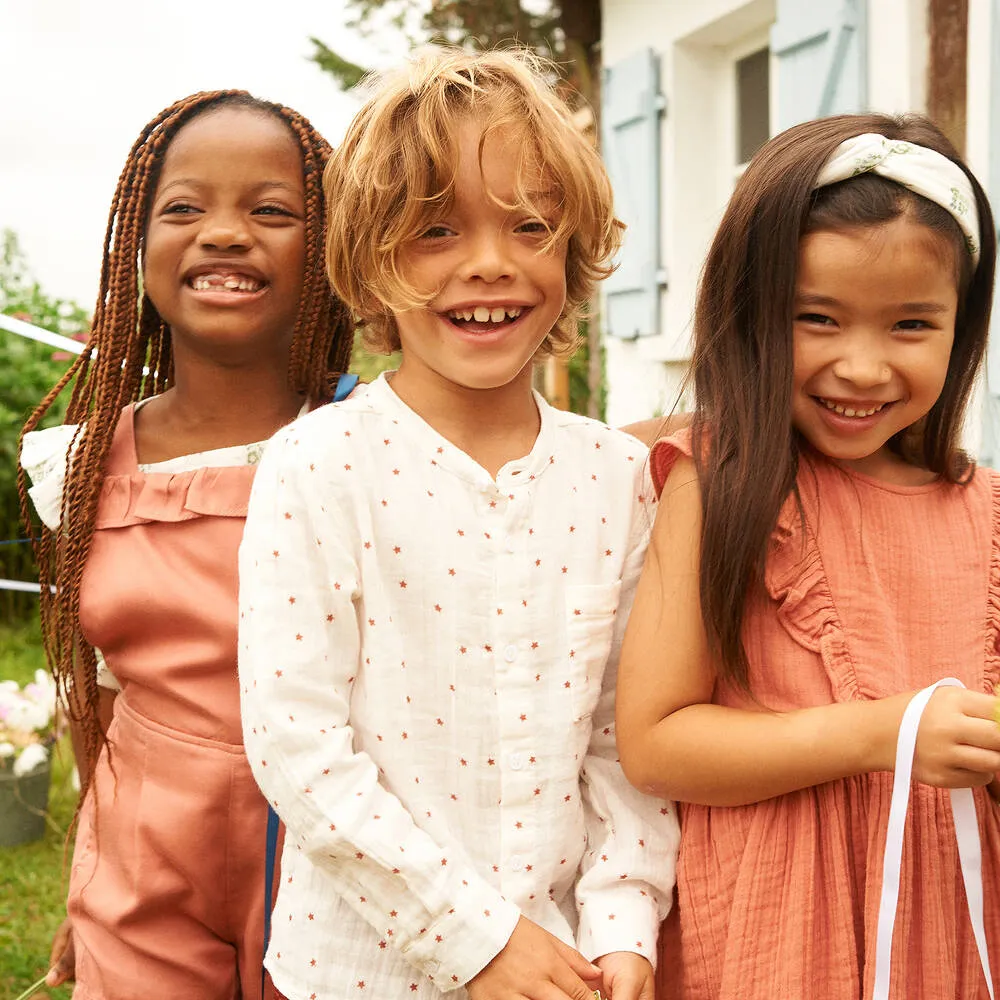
<box><xmin>912</xmin><ymin>687</ymin><xmax>1000</xmax><ymax>787</ymax></box>
<box><xmin>595</xmin><ymin>952</ymin><xmax>654</xmax><ymax>1000</ymax></box>
<box><xmin>467</xmin><ymin>916</ymin><xmax>603</xmax><ymax>1000</ymax></box>
<box><xmin>45</xmin><ymin>916</ymin><xmax>75</xmax><ymax>986</ymax></box>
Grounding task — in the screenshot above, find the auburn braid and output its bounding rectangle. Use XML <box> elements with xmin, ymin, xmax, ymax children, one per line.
<box><xmin>17</xmin><ymin>91</ymin><xmax>353</xmax><ymax>797</ymax></box>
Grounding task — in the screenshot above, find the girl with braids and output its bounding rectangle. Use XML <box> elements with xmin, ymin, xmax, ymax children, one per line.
<box><xmin>616</xmin><ymin>113</ymin><xmax>1000</xmax><ymax>998</ymax></box>
<box><xmin>17</xmin><ymin>90</ymin><xmax>353</xmax><ymax>999</ymax></box>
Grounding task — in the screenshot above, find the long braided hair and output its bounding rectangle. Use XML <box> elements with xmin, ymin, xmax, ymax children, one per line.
<box><xmin>17</xmin><ymin>91</ymin><xmax>353</xmax><ymax>793</ymax></box>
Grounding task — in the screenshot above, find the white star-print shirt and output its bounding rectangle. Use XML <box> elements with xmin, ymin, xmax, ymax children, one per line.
<box><xmin>238</xmin><ymin>373</ymin><xmax>679</xmax><ymax>1000</ymax></box>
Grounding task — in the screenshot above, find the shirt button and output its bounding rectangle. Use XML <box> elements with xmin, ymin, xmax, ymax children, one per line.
<box><xmin>504</xmin><ymin>537</ymin><xmax>516</xmax><ymax>553</ymax></box>
<box><xmin>508</xmin><ymin>752</ymin><xmax>524</xmax><ymax>770</ymax></box>
<box><xmin>504</xmin><ymin>644</ymin><xmax>517</xmax><ymax>663</ymax></box>
<box><xmin>510</xmin><ymin>854</ymin><xmax>526</xmax><ymax>872</ymax></box>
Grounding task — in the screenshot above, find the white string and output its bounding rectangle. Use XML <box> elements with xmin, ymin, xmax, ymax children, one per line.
<box><xmin>872</xmin><ymin>678</ymin><xmax>994</xmax><ymax>998</ymax></box>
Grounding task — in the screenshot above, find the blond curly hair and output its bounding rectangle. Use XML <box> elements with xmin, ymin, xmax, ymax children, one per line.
<box><xmin>324</xmin><ymin>46</ymin><xmax>624</xmax><ymax>356</ymax></box>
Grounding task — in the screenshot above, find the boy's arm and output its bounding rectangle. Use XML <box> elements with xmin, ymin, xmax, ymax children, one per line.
<box><xmin>575</xmin><ymin>479</ymin><xmax>680</xmax><ymax>968</ymax></box>
<box><xmin>238</xmin><ymin>427</ymin><xmax>520</xmax><ymax>990</ymax></box>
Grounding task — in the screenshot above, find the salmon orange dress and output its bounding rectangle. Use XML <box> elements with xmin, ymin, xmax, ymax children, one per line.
<box><xmin>651</xmin><ymin>432</ymin><xmax>1000</xmax><ymax>1000</ymax></box>
<box><xmin>23</xmin><ymin>403</ymin><xmax>270</xmax><ymax>1000</ymax></box>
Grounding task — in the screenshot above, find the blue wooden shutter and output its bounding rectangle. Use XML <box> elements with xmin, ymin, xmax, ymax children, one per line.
<box><xmin>770</xmin><ymin>0</ymin><xmax>867</xmax><ymax>130</ymax></box>
<box><xmin>601</xmin><ymin>48</ymin><xmax>664</xmax><ymax>340</ymax></box>
<box><xmin>979</xmin><ymin>0</ymin><xmax>1000</xmax><ymax>464</ymax></box>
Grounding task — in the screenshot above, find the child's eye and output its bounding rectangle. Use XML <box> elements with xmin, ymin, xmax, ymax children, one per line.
<box><xmin>516</xmin><ymin>220</ymin><xmax>550</xmax><ymax>235</ymax></box>
<box><xmin>162</xmin><ymin>202</ymin><xmax>200</xmax><ymax>215</ymax></box>
<box><xmin>418</xmin><ymin>225</ymin><xmax>455</xmax><ymax>239</ymax></box>
<box><xmin>895</xmin><ymin>319</ymin><xmax>931</xmax><ymax>331</ymax></box>
<box><xmin>253</xmin><ymin>204</ymin><xmax>296</xmax><ymax>217</ymax></box>
<box><xmin>797</xmin><ymin>313</ymin><xmax>836</xmax><ymax>326</ymax></box>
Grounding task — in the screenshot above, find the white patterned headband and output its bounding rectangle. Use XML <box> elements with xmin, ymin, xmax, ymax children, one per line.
<box><xmin>813</xmin><ymin>132</ymin><xmax>981</xmax><ymax>266</ymax></box>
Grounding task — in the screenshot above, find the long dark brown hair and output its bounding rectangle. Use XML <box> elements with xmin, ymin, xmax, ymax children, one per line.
<box><xmin>690</xmin><ymin>113</ymin><xmax>996</xmax><ymax>691</ymax></box>
<box><xmin>17</xmin><ymin>91</ymin><xmax>353</xmax><ymax>790</ymax></box>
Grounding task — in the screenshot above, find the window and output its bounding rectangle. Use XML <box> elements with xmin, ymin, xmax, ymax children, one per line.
<box><xmin>737</xmin><ymin>47</ymin><xmax>770</xmax><ymax>165</ymax></box>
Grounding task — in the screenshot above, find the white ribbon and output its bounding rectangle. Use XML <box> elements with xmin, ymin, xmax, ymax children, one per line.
<box><xmin>814</xmin><ymin>133</ymin><xmax>981</xmax><ymax>265</ymax></box>
<box><xmin>873</xmin><ymin>678</ymin><xmax>994</xmax><ymax>998</ymax></box>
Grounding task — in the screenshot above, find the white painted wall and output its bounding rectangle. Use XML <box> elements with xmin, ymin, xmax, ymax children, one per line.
<box><xmin>600</xmin><ymin>0</ymin><xmax>934</xmax><ymax>426</ymax></box>
<box><xmin>601</xmin><ymin>0</ymin><xmax>776</xmax><ymax>425</ymax></box>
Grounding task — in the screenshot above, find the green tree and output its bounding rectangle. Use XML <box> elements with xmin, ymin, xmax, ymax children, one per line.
<box><xmin>311</xmin><ymin>0</ymin><xmax>606</xmax><ymax>418</ymax></box>
<box><xmin>0</xmin><ymin>230</ymin><xmax>90</xmax><ymax>619</ymax></box>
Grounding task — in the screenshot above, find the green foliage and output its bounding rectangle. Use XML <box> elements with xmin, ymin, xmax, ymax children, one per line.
<box><xmin>308</xmin><ymin>36</ymin><xmax>368</xmax><ymax>91</ymax></box>
<box><xmin>0</xmin><ymin>231</ymin><xmax>90</xmax><ymax>620</ymax></box>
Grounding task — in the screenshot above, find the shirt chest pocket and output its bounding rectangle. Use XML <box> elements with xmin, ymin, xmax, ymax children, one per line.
<box><xmin>565</xmin><ymin>581</ymin><xmax>622</xmax><ymax>723</ymax></box>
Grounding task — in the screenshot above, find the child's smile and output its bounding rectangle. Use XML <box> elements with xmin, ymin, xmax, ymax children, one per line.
<box><xmin>143</xmin><ymin>107</ymin><xmax>306</xmax><ymax>361</ymax></box>
<box><xmin>791</xmin><ymin>215</ymin><xmax>958</xmax><ymax>483</ymax></box>
<box><xmin>392</xmin><ymin>118</ymin><xmax>567</xmax><ymax>399</ymax></box>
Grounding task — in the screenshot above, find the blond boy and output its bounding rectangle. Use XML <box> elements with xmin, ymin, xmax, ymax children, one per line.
<box><xmin>238</xmin><ymin>48</ymin><xmax>678</xmax><ymax>1000</ymax></box>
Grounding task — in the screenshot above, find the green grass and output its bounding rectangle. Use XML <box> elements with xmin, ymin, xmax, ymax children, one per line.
<box><xmin>0</xmin><ymin>617</ymin><xmax>73</xmax><ymax>1000</ymax></box>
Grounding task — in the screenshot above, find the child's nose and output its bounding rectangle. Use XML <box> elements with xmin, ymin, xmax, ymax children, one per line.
<box><xmin>460</xmin><ymin>231</ymin><xmax>514</xmax><ymax>282</ymax></box>
<box><xmin>832</xmin><ymin>342</ymin><xmax>892</xmax><ymax>387</ymax></box>
<box><xmin>198</xmin><ymin>213</ymin><xmax>251</xmax><ymax>250</ymax></box>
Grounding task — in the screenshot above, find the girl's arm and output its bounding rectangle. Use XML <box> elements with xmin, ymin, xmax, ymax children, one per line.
<box><xmin>616</xmin><ymin>455</ymin><xmax>1000</xmax><ymax>807</ymax></box>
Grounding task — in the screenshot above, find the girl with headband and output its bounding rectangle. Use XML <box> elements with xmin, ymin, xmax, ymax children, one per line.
<box><xmin>616</xmin><ymin>114</ymin><xmax>1000</xmax><ymax>998</ymax></box>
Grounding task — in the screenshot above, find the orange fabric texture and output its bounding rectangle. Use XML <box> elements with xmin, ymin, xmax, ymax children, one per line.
<box><xmin>68</xmin><ymin>405</ymin><xmax>270</xmax><ymax>1000</ymax></box>
<box><xmin>651</xmin><ymin>430</ymin><xmax>1000</xmax><ymax>999</ymax></box>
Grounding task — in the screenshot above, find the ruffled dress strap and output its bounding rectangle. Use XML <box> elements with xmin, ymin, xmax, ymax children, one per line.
<box><xmin>20</xmin><ymin>422</ymin><xmax>83</xmax><ymax>531</ymax></box>
<box><xmin>985</xmin><ymin>468</ymin><xmax>1000</xmax><ymax>692</ymax></box>
<box><xmin>94</xmin><ymin>404</ymin><xmax>255</xmax><ymax>529</ymax></box>
<box><xmin>761</xmin><ymin>484</ymin><xmax>862</xmax><ymax>701</ymax></box>
<box><xmin>650</xmin><ymin>427</ymin><xmax>694</xmax><ymax>497</ymax></box>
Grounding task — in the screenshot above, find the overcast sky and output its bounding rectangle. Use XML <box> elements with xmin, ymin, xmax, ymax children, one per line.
<box><xmin>0</xmin><ymin>0</ymin><xmax>397</xmax><ymax>309</ymax></box>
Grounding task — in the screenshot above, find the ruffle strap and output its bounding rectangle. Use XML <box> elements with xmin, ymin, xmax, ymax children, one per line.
<box><xmin>94</xmin><ymin>465</ymin><xmax>255</xmax><ymax>529</ymax></box>
<box><xmin>20</xmin><ymin>423</ymin><xmax>82</xmax><ymax>531</ymax></box>
<box><xmin>985</xmin><ymin>470</ymin><xmax>1000</xmax><ymax>690</ymax></box>
<box><xmin>764</xmin><ymin>493</ymin><xmax>863</xmax><ymax>701</ymax></box>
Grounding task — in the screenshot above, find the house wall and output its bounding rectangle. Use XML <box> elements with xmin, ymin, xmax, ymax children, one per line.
<box><xmin>600</xmin><ymin>0</ymin><xmax>933</xmax><ymax>427</ymax></box>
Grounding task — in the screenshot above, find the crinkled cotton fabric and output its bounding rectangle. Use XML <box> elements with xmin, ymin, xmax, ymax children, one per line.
<box><xmin>652</xmin><ymin>430</ymin><xmax>1000</xmax><ymax>1000</ymax></box>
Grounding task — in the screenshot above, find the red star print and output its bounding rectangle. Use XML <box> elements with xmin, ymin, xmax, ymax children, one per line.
<box><xmin>457</xmin><ymin>529</ymin><xmax>465</xmax><ymax>536</ymax></box>
<box><xmin>326</xmin><ymin>614</ymin><xmax>334</xmax><ymax>622</ymax></box>
<box><xmin>368</xmin><ymin>618</ymin><xmax>375</xmax><ymax>626</ymax></box>
<box><xmin>459</xmin><ymin>646</ymin><xmax>467</xmax><ymax>654</ymax></box>
<box><xmin>561</xmin><ymin>566</ymin><xmax>568</xmax><ymax>574</ymax></box>
<box><xmin>487</xmin><ymin>757</ymin><xmax>496</xmax><ymax>766</ymax></box>
<box><xmin>283</xmin><ymin>512</ymin><xmax>292</xmax><ymax>520</ymax></box>
<box><xmin>274</xmin><ymin>670</ymin><xmax>283</xmax><ymax>678</ymax></box>
<box><xmin>295</xmin><ymin>633</ymin><xmax>303</xmax><ymax>641</ymax></box>
<box><xmin>410</xmin><ymin>985</ymin><xmax>418</xmax><ymax>992</ymax></box>
<box><xmin>357</xmin><ymin>981</ymin><xmax>366</xmax><ymax>989</ymax></box>
<box><xmin>308</xmin><ymin>913</ymin><xmax>314</xmax><ymax>920</ymax></box>
<box><xmin>534</xmin><ymin>787</ymin><xmax>541</xmax><ymax>795</ymax></box>
<box><xmin>434</xmin><ymin>604</ymin><xmax>442</xmax><ymax>612</ymax></box>
<box><xmin>393</xmin><ymin>468</ymin><xmax>400</xmax><ymax>475</ymax></box>
<box><xmin>484</xmin><ymin>644</ymin><xmax>492</xmax><ymax>652</ymax></box>
<box><xmin>520</xmin><ymin>713</ymin><xmax>527</xmax><ymax>721</ymax></box>
<box><xmin>272</xmin><ymin>550</ymin><xmax>279</xmax><ymax>558</ymax></box>
<box><xmin>531</xmin><ymin>641</ymin><xmax>539</xmax><ymax>649</ymax></box>
<box><xmin>288</xmin><ymin>596</ymin><xmax>296</xmax><ymax>605</ymax></box>
<box><xmin>448</xmin><ymin>568</ymin><xmax>455</xmax><ymax>575</ymax></box>
<box><xmin>605</xmin><ymin>548</ymin><xmax>613</xmax><ymax>556</ymax></box>
<box><xmin>344</xmin><ymin>464</ymin><xmax>352</xmax><ymax>471</ymax></box>
<box><xmin>496</xmin><ymin>608</ymin><xmax>503</xmax><ymax>615</ymax></box>
<box><xmin>399</xmin><ymin>580</ymin><xmax>407</xmax><ymax>588</ymax></box>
